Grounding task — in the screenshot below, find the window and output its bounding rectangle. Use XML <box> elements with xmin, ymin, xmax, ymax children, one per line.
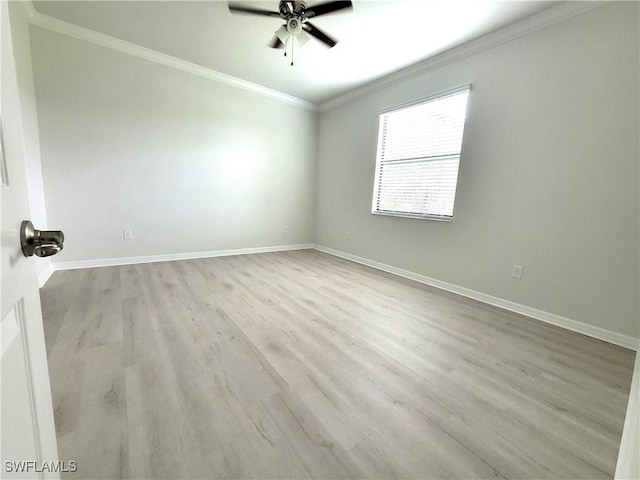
<box><xmin>372</xmin><ymin>85</ymin><xmax>470</xmax><ymax>221</ymax></box>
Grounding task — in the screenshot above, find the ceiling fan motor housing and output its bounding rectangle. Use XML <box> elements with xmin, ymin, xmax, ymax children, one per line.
<box><xmin>279</xmin><ymin>1</ymin><xmax>307</xmax><ymax>17</ymax></box>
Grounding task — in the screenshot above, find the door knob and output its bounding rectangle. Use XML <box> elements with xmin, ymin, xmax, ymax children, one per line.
<box><xmin>20</xmin><ymin>220</ymin><xmax>65</xmax><ymax>258</ymax></box>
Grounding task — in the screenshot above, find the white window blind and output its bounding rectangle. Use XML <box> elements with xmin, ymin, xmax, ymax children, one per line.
<box><xmin>372</xmin><ymin>86</ymin><xmax>470</xmax><ymax>220</ymax></box>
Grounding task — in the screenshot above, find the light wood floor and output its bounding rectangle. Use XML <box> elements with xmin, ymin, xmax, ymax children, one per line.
<box><xmin>40</xmin><ymin>250</ymin><xmax>636</xmax><ymax>479</ymax></box>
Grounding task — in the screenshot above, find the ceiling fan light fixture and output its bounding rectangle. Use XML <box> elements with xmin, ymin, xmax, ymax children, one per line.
<box><xmin>286</xmin><ymin>17</ymin><xmax>302</xmax><ymax>34</ymax></box>
<box><xmin>296</xmin><ymin>30</ymin><xmax>310</xmax><ymax>46</ymax></box>
<box><xmin>275</xmin><ymin>25</ymin><xmax>289</xmax><ymax>44</ymax></box>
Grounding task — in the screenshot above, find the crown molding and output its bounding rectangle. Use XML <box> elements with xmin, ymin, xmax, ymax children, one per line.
<box><xmin>17</xmin><ymin>0</ymin><xmax>37</xmax><ymax>22</ymax></box>
<box><xmin>319</xmin><ymin>1</ymin><xmax>608</xmax><ymax>112</ymax></box>
<box><xmin>18</xmin><ymin>0</ymin><xmax>608</xmax><ymax>114</ymax></box>
<box><xmin>17</xmin><ymin>1</ymin><xmax>317</xmax><ymax>111</ymax></box>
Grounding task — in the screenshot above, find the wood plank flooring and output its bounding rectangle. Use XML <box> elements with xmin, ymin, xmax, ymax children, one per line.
<box><xmin>40</xmin><ymin>250</ymin><xmax>636</xmax><ymax>479</ymax></box>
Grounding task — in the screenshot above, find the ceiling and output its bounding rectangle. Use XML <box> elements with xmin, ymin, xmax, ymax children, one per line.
<box><xmin>32</xmin><ymin>0</ymin><xmax>560</xmax><ymax>105</ymax></box>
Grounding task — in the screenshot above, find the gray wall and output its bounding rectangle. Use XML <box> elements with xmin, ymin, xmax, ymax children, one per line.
<box><xmin>315</xmin><ymin>2</ymin><xmax>639</xmax><ymax>338</ymax></box>
<box><xmin>30</xmin><ymin>26</ymin><xmax>317</xmax><ymax>263</ymax></box>
<box><xmin>28</xmin><ymin>3</ymin><xmax>639</xmax><ymax>339</ymax></box>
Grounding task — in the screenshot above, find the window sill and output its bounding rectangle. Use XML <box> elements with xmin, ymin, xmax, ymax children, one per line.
<box><xmin>371</xmin><ymin>211</ymin><xmax>453</xmax><ymax>222</ymax></box>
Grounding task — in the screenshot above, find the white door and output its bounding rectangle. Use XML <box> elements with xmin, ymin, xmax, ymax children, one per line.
<box><xmin>1</xmin><ymin>2</ymin><xmax>59</xmax><ymax>479</ymax></box>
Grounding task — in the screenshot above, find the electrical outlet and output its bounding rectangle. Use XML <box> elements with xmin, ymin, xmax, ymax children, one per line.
<box><xmin>346</xmin><ymin>231</ymin><xmax>351</xmax><ymax>239</ymax></box>
<box><xmin>283</xmin><ymin>225</ymin><xmax>288</xmax><ymax>232</ymax></box>
<box><xmin>511</xmin><ymin>265</ymin><xmax>523</xmax><ymax>279</ymax></box>
<box><xmin>123</xmin><ymin>229</ymin><xmax>133</xmax><ymax>240</ymax></box>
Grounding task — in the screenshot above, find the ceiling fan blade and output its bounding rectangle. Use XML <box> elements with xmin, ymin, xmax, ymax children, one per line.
<box><xmin>302</xmin><ymin>21</ymin><xmax>337</xmax><ymax>47</ymax></box>
<box><xmin>305</xmin><ymin>1</ymin><xmax>353</xmax><ymax>18</ymax></box>
<box><xmin>228</xmin><ymin>3</ymin><xmax>282</xmax><ymax>17</ymax></box>
<box><xmin>269</xmin><ymin>35</ymin><xmax>285</xmax><ymax>49</ymax></box>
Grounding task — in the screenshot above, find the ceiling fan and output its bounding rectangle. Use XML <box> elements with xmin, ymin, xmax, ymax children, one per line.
<box><xmin>228</xmin><ymin>1</ymin><xmax>353</xmax><ymax>63</ymax></box>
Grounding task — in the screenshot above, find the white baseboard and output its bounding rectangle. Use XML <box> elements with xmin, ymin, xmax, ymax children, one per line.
<box><xmin>46</xmin><ymin>242</ymin><xmax>638</xmax><ymax>350</ymax></box>
<box><xmin>52</xmin><ymin>243</ymin><xmax>314</xmax><ymax>271</ymax></box>
<box><xmin>313</xmin><ymin>244</ymin><xmax>639</xmax><ymax>351</ymax></box>
<box><xmin>616</xmin><ymin>352</ymin><xmax>640</xmax><ymax>479</ymax></box>
<box><xmin>37</xmin><ymin>263</ymin><xmax>54</xmax><ymax>288</ymax></box>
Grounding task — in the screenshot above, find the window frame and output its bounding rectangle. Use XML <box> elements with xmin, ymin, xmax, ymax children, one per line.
<box><xmin>371</xmin><ymin>84</ymin><xmax>471</xmax><ymax>222</ymax></box>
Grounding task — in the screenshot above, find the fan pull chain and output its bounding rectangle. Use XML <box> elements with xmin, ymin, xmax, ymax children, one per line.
<box><xmin>282</xmin><ymin>36</ymin><xmax>294</xmax><ymax>66</ymax></box>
